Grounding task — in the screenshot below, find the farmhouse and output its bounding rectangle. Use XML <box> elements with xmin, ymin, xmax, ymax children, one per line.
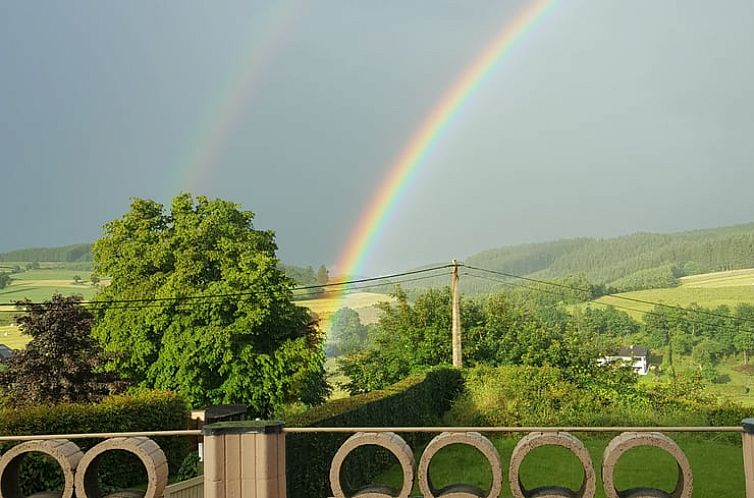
<box><xmin>598</xmin><ymin>345</ymin><xmax>650</xmax><ymax>375</ymax></box>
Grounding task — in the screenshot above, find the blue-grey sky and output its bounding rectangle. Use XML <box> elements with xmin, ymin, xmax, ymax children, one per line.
<box><xmin>2</xmin><ymin>1</ymin><xmax>754</xmax><ymax>274</ymax></box>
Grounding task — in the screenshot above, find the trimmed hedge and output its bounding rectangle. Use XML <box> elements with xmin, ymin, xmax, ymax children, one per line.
<box><xmin>0</xmin><ymin>391</ymin><xmax>190</xmax><ymax>495</ymax></box>
<box><xmin>286</xmin><ymin>366</ymin><xmax>463</xmax><ymax>498</ymax></box>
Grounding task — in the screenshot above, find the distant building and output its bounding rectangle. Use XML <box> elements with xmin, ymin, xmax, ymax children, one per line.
<box><xmin>598</xmin><ymin>345</ymin><xmax>650</xmax><ymax>375</ymax></box>
<box><xmin>0</xmin><ymin>344</ymin><xmax>13</xmax><ymax>359</ymax></box>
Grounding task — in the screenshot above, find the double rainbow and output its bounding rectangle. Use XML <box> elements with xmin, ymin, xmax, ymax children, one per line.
<box><xmin>335</xmin><ymin>0</ymin><xmax>554</xmax><ymax>283</ymax></box>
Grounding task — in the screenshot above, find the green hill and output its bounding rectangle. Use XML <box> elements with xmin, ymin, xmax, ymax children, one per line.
<box><xmin>386</xmin><ymin>222</ymin><xmax>754</xmax><ymax>295</ymax></box>
<box><xmin>0</xmin><ymin>243</ymin><xmax>92</xmax><ymax>263</ymax></box>
<box><xmin>469</xmin><ymin>222</ymin><xmax>754</xmax><ymax>284</ymax></box>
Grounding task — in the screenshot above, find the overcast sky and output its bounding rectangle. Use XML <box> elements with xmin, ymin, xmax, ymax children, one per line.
<box><xmin>2</xmin><ymin>1</ymin><xmax>754</xmax><ymax>274</ymax></box>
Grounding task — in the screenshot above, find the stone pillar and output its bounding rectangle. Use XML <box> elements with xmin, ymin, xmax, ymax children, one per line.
<box><xmin>743</xmin><ymin>419</ymin><xmax>754</xmax><ymax>498</ymax></box>
<box><xmin>203</xmin><ymin>420</ymin><xmax>286</xmax><ymax>498</ymax></box>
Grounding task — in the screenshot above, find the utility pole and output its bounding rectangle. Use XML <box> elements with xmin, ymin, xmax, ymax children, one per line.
<box><xmin>451</xmin><ymin>259</ymin><xmax>462</xmax><ymax>368</ymax></box>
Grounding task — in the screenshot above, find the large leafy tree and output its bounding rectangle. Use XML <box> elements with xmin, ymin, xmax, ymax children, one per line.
<box><xmin>0</xmin><ymin>294</ymin><xmax>121</xmax><ymax>406</ymax></box>
<box><xmin>91</xmin><ymin>194</ymin><xmax>329</xmax><ymax>413</ymax></box>
<box><xmin>327</xmin><ymin>307</ymin><xmax>367</xmax><ymax>356</ymax></box>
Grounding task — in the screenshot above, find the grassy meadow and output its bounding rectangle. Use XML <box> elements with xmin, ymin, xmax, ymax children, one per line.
<box><xmin>0</xmin><ymin>265</ymin><xmax>98</xmax><ymax>347</ymax></box>
<box><xmin>680</xmin><ymin>268</ymin><xmax>754</xmax><ymax>288</ymax></box>
<box><xmin>0</xmin><ymin>267</ymin><xmax>96</xmax><ymax>304</ymax></box>
<box><xmin>0</xmin><ymin>325</ymin><xmax>28</xmax><ymax>349</ymax></box>
<box><xmin>591</xmin><ymin>268</ymin><xmax>754</xmax><ymax>320</ymax></box>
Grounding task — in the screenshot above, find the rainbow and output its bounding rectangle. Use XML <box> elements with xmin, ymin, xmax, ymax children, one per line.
<box><xmin>169</xmin><ymin>0</ymin><xmax>307</xmax><ymax>194</ymax></box>
<box><xmin>335</xmin><ymin>0</ymin><xmax>554</xmax><ymax>284</ymax></box>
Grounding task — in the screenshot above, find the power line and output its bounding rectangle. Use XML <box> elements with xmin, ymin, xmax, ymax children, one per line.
<box><xmin>0</xmin><ymin>264</ymin><xmax>453</xmax><ymax>310</ymax></box>
<box><xmin>292</xmin><ymin>272</ymin><xmax>453</xmax><ymax>298</ymax></box>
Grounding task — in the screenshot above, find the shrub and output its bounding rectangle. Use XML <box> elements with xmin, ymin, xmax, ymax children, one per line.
<box><xmin>285</xmin><ymin>367</ymin><xmax>463</xmax><ymax>498</ymax></box>
<box><xmin>0</xmin><ymin>391</ymin><xmax>190</xmax><ymax>495</ymax></box>
<box><xmin>444</xmin><ymin>365</ymin><xmax>749</xmax><ymax>434</ymax></box>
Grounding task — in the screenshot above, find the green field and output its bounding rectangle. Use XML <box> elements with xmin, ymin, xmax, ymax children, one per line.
<box><xmin>0</xmin><ymin>325</ymin><xmax>28</xmax><ymax>349</ymax></box>
<box><xmin>591</xmin><ymin>268</ymin><xmax>754</xmax><ymax>320</ymax></box>
<box><xmin>0</xmin><ymin>268</ymin><xmax>96</xmax><ymax>305</ymax></box>
<box><xmin>594</xmin><ymin>287</ymin><xmax>754</xmax><ymax>320</ymax></box>
<box><xmin>294</xmin><ymin>291</ymin><xmax>393</xmax><ymax>332</ymax></box>
<box><xmin>377</xmin><ymin>434</ymin><xmax>743</xmax><ymax>498</ymax></box>
<box><xmin>680</xmin><ymin>268</ymin><xmax>754</xmax><ymax>288</ymax></box>
<box><xmin>0</xmin><ymin>267</ymin><xmax>98</xmax><ymax>333</ymax></box>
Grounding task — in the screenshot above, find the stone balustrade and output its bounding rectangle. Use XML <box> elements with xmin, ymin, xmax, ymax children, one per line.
<box><xmin>0</xmin><ymin>436</ymin><xmax>169</xmax><ymax>498</ymax></box>
<box><xmin>0</xmin><ymin>421</ymin><xmax>752</xmax><ymax>498</ymax></box>
<box><xmin>326</xmin><ymin>430</ymin><xmax>691</xmax><ymax>498</ymax></box>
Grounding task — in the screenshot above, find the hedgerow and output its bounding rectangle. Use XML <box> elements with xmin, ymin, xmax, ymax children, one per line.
<box><xmin>0</xmin><ymin>391</ymin><xmax>190</xmax><ymax>495</ymax></box>
<box><xmin>285</xmin><ymin>366</ymin><xmax>463</xmax><ymax>498</ymax></box>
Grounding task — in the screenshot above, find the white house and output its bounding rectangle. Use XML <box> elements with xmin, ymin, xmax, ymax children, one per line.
<box><xmin>598</xmin><ymin>345</ymin><xmax>650</xmax><ymax>375</ymax></box>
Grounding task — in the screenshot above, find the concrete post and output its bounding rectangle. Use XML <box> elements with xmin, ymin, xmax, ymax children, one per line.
<box><xmin>203</xmin><ymin>420</ymin><xmax>286</xmax><ymax>498</ymax></box>
<box><xmin>743</xmin><ymin>419</ymin><xmax>754</xmax><ymax>498</ymax></box>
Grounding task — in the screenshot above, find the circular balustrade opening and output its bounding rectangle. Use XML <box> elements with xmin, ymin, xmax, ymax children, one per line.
<box><xmin>612</xmin><ymin>446</ymin><xmax>679</xmax><ymax>495</ymax></box>
<box><xmin>74</xmin><ymin>437</ymin><xmax>168</xmax><ymax>498</ymax></box>
<box><xmin>424</xmin><ymin>443</ymin><xmax>496</xmax><ymax>497</ymax></box>
<box><xmin>0</xmin><ymin>440</ymin><xmax>82</xmax><ymax>498</ymax></box>
<box><xmin>602</xmin><ymin>432</ymin><xmax>692</xmax><ymax>498</ymax></box>
<box><xmin>514</xmin><ymin>443</ymin><xmax>587</xmax><ymax>496</ymax></box>
<box><xmin>418</xmin><ymin>432</ymin><xmax>502</xmax><ymax>498</ymax></box>
<box><xmin>83</xmin><ymin>449</ymin><xmax>148</xmax><ymax>497</ymax></box>
<box><xmin>509</xmin><ymin>432</ymin><xmax>596</xmax><ymax>498</ymax></box>
<box><xmin>330</xmin><ymin>432</ymin><xmax>415</xmax><ymax>498</ymax></box>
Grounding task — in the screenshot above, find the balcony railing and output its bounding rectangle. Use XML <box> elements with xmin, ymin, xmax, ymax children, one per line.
<box><xmin>1</xmin><ymin>421</ymin><xmax>753</xmax><ymax>497</ymax></box>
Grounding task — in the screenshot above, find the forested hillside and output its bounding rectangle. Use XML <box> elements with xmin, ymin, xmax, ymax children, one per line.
<box><xmin>464</xmin><ymin>222</ymin><xmax>754</xmax><ymax>292</ymax></box>
<box><xmin>379</xmin><ymin>222</ymin><xmax>754</xmax><ymax>295</ymax></box>
<box><xmin>0</xmin><ymin>244</ymin><xmax>92</xmax><ymax>263</ymax></box>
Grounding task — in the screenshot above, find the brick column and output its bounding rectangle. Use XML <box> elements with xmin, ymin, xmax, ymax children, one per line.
<box><xmin>743</xmin><ymin>419</ymin><xmax>754</xmax><ymax>498</ymax></box>
<box><xmin>203</xmin><ymin>420</ymin><xmax>286</xmax><ymax>498</ymax></box>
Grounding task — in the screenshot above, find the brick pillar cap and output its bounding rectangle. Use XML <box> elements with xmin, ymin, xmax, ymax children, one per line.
<box><xmin>742</xmin><ymin>418</ymin><xmax>754</xmax><ymax>434</ymax></box>
<box><xmin>202</xmin><ymin>420</ymin><xmax>284</xmax><ymax>436</ymax></box>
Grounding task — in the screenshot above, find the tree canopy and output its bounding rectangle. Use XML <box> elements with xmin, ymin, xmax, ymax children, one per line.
<box><xmin>338</xmin><ymin>287</ymin><xmax>608</xmax><ymax>394</ymax></box>
<box><xmin>0</xmin><ymin>294</ymin><xmax>121</xmax><ymax>406</ymax></box>
<box><xmin>326</xmin><ymin>307</ymin><xmax>368</xmax><ymax>357</ymax></box>
<box><xmin>91</xmin><ymin>194</ymin><xmax>329</xmax><ymax>413</ymax></box>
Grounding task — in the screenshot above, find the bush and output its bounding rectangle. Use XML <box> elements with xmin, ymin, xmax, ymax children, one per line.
<box><xmin>0</xmin><ymin>391</ymin><xmax>190</xmax><ymax>495</ymax></box>
<box><xmin>285</xmin><ymin>367</ymin><xmax>463</xmax><ymax>498</ymax></box>
<box><xmin>444</xmin><ymin>365</ymin><xmax>749</xmax><ymax>434</ymax></box>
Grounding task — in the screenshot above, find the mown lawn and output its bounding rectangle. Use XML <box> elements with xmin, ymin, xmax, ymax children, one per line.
<box><xmin>375</xmin><ymin>433</ymin><xmax>743</xmax><ymax>497</ymax></box>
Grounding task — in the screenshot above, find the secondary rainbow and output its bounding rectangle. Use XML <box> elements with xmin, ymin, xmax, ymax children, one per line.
<box><xmin>335</xmin><ymin>0</ymin><xmax>554</xmax><ymax>284</ymax></box>
<box><xmin>168</xmin><ymin>0</ymin><xmax>307</xmax><ymax>195</ymax></box>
